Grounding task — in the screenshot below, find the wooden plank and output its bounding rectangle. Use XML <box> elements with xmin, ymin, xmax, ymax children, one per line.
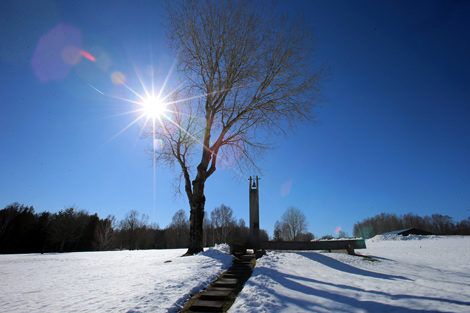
<box><xmin>190</xmin><ymin>299</ymin><xmax>225</xmax><ymax>312</ymax></box>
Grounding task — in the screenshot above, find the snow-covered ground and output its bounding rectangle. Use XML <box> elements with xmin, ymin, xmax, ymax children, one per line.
<box><xmin>0</xmin><ymin>245</ymin><xmax>232</xmax><ymax>313</ymax></box>
<box><xmin>1</xmin><ymin>236</ymin><xmax>469</xmax><ymax>313</ymax></box>
<box><xmin>230</xmin><ymin>235</ymin><xmax>470</xmax><ymax>312</ymax></box>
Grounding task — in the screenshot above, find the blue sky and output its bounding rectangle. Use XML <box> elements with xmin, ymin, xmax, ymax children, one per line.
<box><xmin>1</xmin><ymin>0</ymin><xmax>469</xmax><ymax>238</ymax></box>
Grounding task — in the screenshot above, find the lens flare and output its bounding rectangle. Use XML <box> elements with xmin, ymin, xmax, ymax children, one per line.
<box><xmin>80</xmin><ymin>50</ymin><xmax>96</xmax><ymax>62</ymax></box>
<box><xmin>61</xmin><ymin>46</ymin><xmax>81</xmax><ymax>65</ymax></box>
<box><xmin>154</xmin><ymin>138</ymin><xmax>163</xmax><ymax>149</ymax></box>
<box><xmin>32</xmin><ymin>23</ymin><xmax>82</xmax><ymax>82</ymax></box>
<box><xmin>280</xmin><ymin>180</ymin><xmax>293</xmax><ymax>197</ymax></box>
<box><xmin>111</xmin><ymin>71</ymin><xmax>125</xmax><ymax>85</ymax></box>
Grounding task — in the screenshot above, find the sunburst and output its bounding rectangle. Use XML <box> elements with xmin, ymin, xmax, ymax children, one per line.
<box><xmin>142</xmin><ymin>95</ymin><xmax>166</xmax><ymax>120</ymax></box>
<box><xmin>88</xmin><ymin>63</ymin><xmax>176</xmax><ymax>144</ymax></box>
<box><xmin>88</xmin><ymin>58</ymin><xmax>250</xmax><ymax>196</ymax></box>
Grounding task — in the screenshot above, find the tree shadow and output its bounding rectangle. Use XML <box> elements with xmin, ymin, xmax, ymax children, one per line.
<box><xmin>298</xmin><ymin>252</ymin><xmax>411</xmax><ymax>281</ymax></box>
<box><xmin>355</xmin><ymin>252</ymin><xmax>394</xmax><ymax>262</ymax></box>
<box><xmin>252</xmin><ymin>266</ymin><xmax>465</xmax><ymax>312</ymax></box>
<box><xmin>261</xmin><ymin>266</ymin><xmax>470</xmax><ymax>308</ymax></box>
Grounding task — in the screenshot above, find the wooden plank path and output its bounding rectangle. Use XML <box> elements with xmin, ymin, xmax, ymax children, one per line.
<box><xmin>183</xmin><ymin>253</ymin><xmax>255</xmax><ymax>312</ymax></box>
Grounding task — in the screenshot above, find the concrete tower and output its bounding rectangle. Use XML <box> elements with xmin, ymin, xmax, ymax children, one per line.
<box><xmin>249</xmin><ymin>176</ymin><xmax>260</xmax><ymax>250</ymax></box>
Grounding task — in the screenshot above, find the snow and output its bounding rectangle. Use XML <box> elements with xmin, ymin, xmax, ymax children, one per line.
<box><xmin>230</xmin><ymin>235</ymin><xmax>470</xmax><ymax>312</ymax></box>
<box><xmin>0</xmin><ymin>244</ymin><xmax>232</xmax><ymax>313</ymax></box>
<box><xmin>2</xmin><ymin>237</ymin><xmax>470</xmax><ymax>312</ymax></box>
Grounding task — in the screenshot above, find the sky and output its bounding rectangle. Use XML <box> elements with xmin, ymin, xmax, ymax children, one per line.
<box><xmin>1</xmin><ymin>0</ymin><xmax>469</xmax><ymax>238</ymax></box>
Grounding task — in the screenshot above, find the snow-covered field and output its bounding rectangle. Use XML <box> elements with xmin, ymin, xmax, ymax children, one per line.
<box><xmin>230</xmin><ymin>235</ymin><xmax>470</xmax><ymax>312</ymax></box>
<box><xmin>1</xmin><ymin>236</ymin><xmax>469</xmax><ymax>313</ymax></box>
<box><xmin>0</xmin><ymin>245</ymin><xmax>232</xmax><ymax>312</ymax></box>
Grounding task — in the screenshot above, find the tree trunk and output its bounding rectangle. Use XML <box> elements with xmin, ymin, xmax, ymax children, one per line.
<box><xmin>187</xmin><ymin>201</ymin><xmax>204</xmax><ymax>255</ymax></box>
<box><xmin>185</xmin><ymin>176</ymin><xmax>206</xmax><ymax>255</ymax></box>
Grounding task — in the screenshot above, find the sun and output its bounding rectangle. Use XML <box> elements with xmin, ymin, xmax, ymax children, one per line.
<box><xmin>143</xmin><ymin>96</ymin><xmax>166</xmax><ymax>119</ymax></box>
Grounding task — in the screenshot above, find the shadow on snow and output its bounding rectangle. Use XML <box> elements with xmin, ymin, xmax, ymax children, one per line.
<box><xmin>298</xmin><ymin>252</ymin><xmax>410</xmax><ymax>281</ymax></box>
<box><xmin>244</xmin><ymin>252</ymin><xmax>469</xmax><ymax>312</ymax></box>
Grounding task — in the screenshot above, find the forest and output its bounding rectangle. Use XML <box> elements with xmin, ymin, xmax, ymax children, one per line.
<box><xmin>0</xmin><ymin>202</ymin><xmax>268</xmax><ymax>254</ymax></box>
<box><xmin>4</xmin><ymin>202</ymin><xmax>468</xmax><ymax>254</ymax></box>
<box><xmin>353</xmin><ymin>212</ymin><xmax>470</xmax><ymax>238</ymax></box>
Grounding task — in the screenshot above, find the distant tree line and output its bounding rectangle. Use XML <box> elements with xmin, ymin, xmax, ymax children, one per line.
<box><xmin>0</xmin><ymin>203</ymin><xmax>101</xmax><ymax>254</ymax></box>
<box><xmin>353</xmin><ymin>212</ymin><xmax>470</xmax><ymax>238</ymax></box>
<box><xmin>0</xmin><ymin>202</ymin><xmax>268</xmax><ymax>254</ymax></box>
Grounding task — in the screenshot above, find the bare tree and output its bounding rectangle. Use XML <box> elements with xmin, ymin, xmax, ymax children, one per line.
<box><xmin>165</xmin><ymin>209</ymin><xmax>190</xmax><ymax>248</ymax></box>
<box><xmin>280</xmin><ymin>206</ymin><xmax>308</xmax><ymax>241</ymax></box>
<box><xmin>94</xmin><ymin>215</ymin><xmax>116</xmax><ymax>251</ymax></box>
<box><xmin>430</xmin><ymin>214</ymin><xmax>455</xmax><ymax>235</ymax></box>
<box><xmin>154</xmin><ymin>0</ymin><xmax>327</xmax><ymax>254</ymax></box>
<box><xmin>235</xmin><ymin>218</ymin><xmax>249</xmax><ymax>244</ymax></box>
<box><xmin>211</xmin><ymin>204</ymin><xmax>236</xmax><ymax>244</ymax></box>
<box><xmin>203</xmin><ymin>213</ymin><xmax>214</xmax><ymax>247</ymax></box>
<box><xmin>336</xmin><ymin>230</ymin><xmax>346</xmax><ymax>239</ymax></box>
<box><xmin>119</xmin><ymin>210</ymin><xmax>149</xmax><ymax>250</ymax></box>
<box><xmin>259</xmin><ymin>229</ymin><xmax>270</xmax><ymax>242</ymax></box>
<box><xmin>299</xmin><ymin>232</ymin><xmax>315</xmax><ymax>241</ymax></box>
<box><xmin>456</xmin><ymin>217</ymin><xmax>470</xmax><ymax>235</ymax></box>
<box><xmin>273</xmin><ymin>220</ymin><xmax>283</xmax><ymax>241</ymax></box>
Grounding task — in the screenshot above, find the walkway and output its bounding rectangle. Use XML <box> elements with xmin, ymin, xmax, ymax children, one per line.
<box><xmin>182</xmin><ymin>253</ymin><xmax>256</xmax><ymax>312</ymax></box>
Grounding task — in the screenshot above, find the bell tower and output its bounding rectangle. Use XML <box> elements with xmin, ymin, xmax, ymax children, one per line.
<box><xmin>249</xmin><ymin>176</ymin><xmax>260</xmax><ymax>250</ymax></box>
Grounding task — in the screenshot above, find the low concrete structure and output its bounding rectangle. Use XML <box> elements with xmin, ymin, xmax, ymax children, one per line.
<box><xmin>260</xmin><ymin>239</ymin><xmax>367</xmax><ymax>255</ymax></box>
<box><xmin>381</xmin><ymin>228</ymin><xmax>434</xmax><ymax>236</ymax></box>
